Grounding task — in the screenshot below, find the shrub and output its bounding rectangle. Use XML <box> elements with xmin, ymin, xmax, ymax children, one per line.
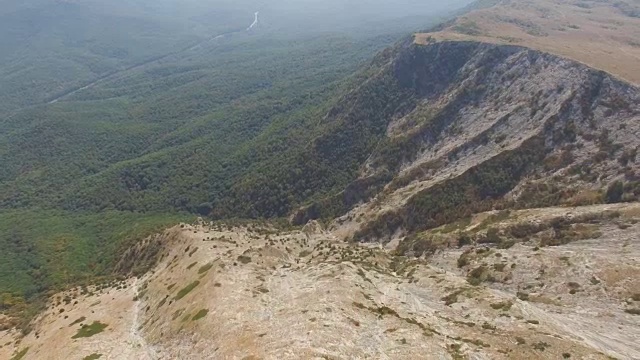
<box><xmin>625</xmin><ymin>308</ymin><xmax>640</xmax><ymax>315</ymax></box>
<box><xmin>481</xmin><ymin>322</ymin><xmax>496</xmax><ymax>330</ymax></box>
<box><xmin>477</xmin><ymin>228</ymin><xmax>501</xmax><ymax>244</ymax></box>
<box><xmin>493</xmin><ymin>263</ymin><xmax>507</xmax><ymax>272</ymax></box>
<box><xmin>69</xmin><ymin>316</ymin><xmax>86</xmax><ymax>326</ymax></box>
<box><xmin>192</xmin><ymin>309</ymin><xmax>209</xmax><ymax>321</ymax></box>
<box><xmin>198</xmin><ymin>263</ymin><xmax>213</xmax><ymax>274</ymax></box>
<box><xmin>457</xmin><ymin>233</ymin><xmax>472</xmax><ymax>247</ymax></box>
<box><xmin>441</xmin><ymin>289</ymin><xmax>465</xmax><ymax>306</ymax></box>
<box><xmin>174</xmin><ymin>281</ymin><xmax>200</xmax><ymax>300</ymax></box>
<box><xmin>532</xmin><ymin>341</ymin><xmax>550</xmax><ymax>351</ymax></box>
<box><xmin>457</xmin><ymin>251</ymin><xmax>472</xmax><ymax>268</ymax></box>
<box><xmin>508</xmin><ymin>222</ymin><xmax>543</xmax><ymax>239</ymax></box>
<box><xmin>490</xmin><ymin>301</ymin><xmax>512</xmax><ymax>311</ymax></box>
<box><xmin>71</xmin><ymin>321</ymin><xmax>108</xmax><ymax>339</ymax></box>
<box><xmin>299</xmin><ymin>250</ymin><xmax>312</xmax><ymax>257</ymax></box>
<box><xmin>606</xmin><ymin>181</ymin><xmax>624</xmax><ymax>203</ymax></box>
<box><xmin>10</xmin><ymin>348</ymin><xmax>29</xmax><ymax>360</ymax></box>
<box><xmin>497</xmin><ymin>239</ymin><xmax>515</xmax><ymax>249</ymax></box>
<box><xmin>83</xmin><ymin>354</ymin><xmax>102</xmax><ymax>360</ymax></box>
<box><xmin>467</xmin><ymin>265</ymin><xmax>492</xmax><ymax>286</ymax></box>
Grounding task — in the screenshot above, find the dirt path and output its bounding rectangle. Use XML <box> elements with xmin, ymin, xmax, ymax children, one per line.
<box><xmin>131</xmin><ymin>277</ymin><xmax>159</xmax><ymax>360</ymax></box>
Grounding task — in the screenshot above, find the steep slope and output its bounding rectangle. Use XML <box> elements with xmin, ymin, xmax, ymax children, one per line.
<box><xmin>328</xmin><ymin>40</ymin><xmax>640</xmax><ymax>242</ymax></box>
<box><xmin>285</xmin><ymin>1</ymin><xmax>640</xmax><ymax>243</ymax></box>
<box><xmin>3</xmin><ymin>205</ymin><xmax>639</xmax><ymax>359</ymax></box>
<box><xmin>0</xmin><ymin>0</ymin><xmax>479</xmax><ymax>320</ymax></box>
<box><xmin>0</xmin><ymin>24</ymin><xmax>422</xmax><ymax>311</ymax></box>
<box><xmin>2</xmin><ymin>0</ymin><xmax>640</xmax><ymax>357</ymax></box>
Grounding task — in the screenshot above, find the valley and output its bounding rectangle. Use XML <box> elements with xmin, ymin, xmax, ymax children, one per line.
<box><xmin>1</xmin><ymin>0</ymin><xmax>640</xmax><ymax>359</ymax></box>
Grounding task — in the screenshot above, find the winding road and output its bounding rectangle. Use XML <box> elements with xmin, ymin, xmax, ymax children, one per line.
<box><xmin>247</xmin><ymin>12</ymin><xmax>259</xmax><ymax>31</ymax></box>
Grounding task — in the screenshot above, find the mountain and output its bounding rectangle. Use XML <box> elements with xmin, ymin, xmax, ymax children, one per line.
<box><xmin>1</xmin><ymin>0</ymin><xmax>640</xmax><ymax>358</ymax></box>
<box><xmin>293</xmin><ymin>0</ymin><xmax>640</xmax><ymax>246</ymax></box>
<box><xmin>324</xmin><ymin>39</ymin><xmax>640</xmax><ymax>244</ymax></box>
<box><xmin>0</xmin><ymin>0</ymin><xmax>467</xmax><ymax>328</ymax></box>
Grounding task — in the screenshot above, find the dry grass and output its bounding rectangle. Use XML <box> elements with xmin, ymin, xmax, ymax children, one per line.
<box><xmin>415</xmin><ymin>0</ymin><xmax>640</xmax><ymax>85</ymax></box>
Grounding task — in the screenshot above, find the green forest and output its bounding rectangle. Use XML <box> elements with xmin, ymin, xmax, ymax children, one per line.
<box><xmin>0</xmin><ymin>0</ymin><xmax>467</xmax><ymax>319</ymax></box>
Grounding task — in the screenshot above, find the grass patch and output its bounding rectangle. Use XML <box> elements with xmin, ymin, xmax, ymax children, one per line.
<box><xmin>435</xmin><ymin>218</ymin><xmax>472</xmax><ymax>234</ymax></box>
<box><xmin>192</xmin><ymin>309</ymin><xmax>209</xmax><ymax>321</ymax></box>
<box><xmin>83</xmin><ymin>354</ymin><xmax>103</xmax><ymax>360</ymax></box>
<box><xmin>490</xmin><ymin>301</ymin><xmax>512</xmax><ymax>311</ymax></box>
<box><xmin>10</xmin><ymin>348</ymin><xmax>29</xmax><ymax>360</ymax></box>
<box><xmin>624</xmin><ymin>308</ymin><xmax>640</xmax><ymax>315</ymax></box>
<box><xmin>237</xmin><ymin>255</ymin><xmax>252</xmax><ymax>264</ymax></box>
<box><xmin>69</xmin><ymin>316</ymin><xmax>86</xmax><ymax>326</ymax></box>
<box><xmin>442</xmin><ymin>289</ymin><xmax>469</xmax><ymax>306</ymax></box>
<box><xmin>172</xmin><ymin>308</ymin><xmax>185</xmax><ymax>321</ymax></box>
<box><xmin>476</xmin><ymin>211</ymin><xmax>511</xmax><ymax>231</ymax></box>
<box><xmin>186</xmin><ymin>262</ymin><xmax>198</xmax><ymax>270</ymax></box>
<box><xmin>174</xmin><ymin>280</ymin><xmax>200</xmax><ymax>300</ymax></box>
<box><xmin>532</xmin><ymin>341</ymin><xmax>551</xmax><ymax>351</ymax></box>
<box><xmin>0</xmin><ymin>209</ymin><xmax>187</xmax><ymax>328</ymax></box>
<box><xmin>299</xmin><ymin>250</ymin><xmax>312</xmax><ymax>257</ymax></box>
<box><xmin>181</xmin><ymin>313</ymin><xmax>191</xmax><ymax>323</ymax></box>
<box><xmin>71</xmin><ymin>321</ymin><xmax>108</xmax><ymax>339</ymax></box>
<box><xmin>197</xmin><ymin>263</ymin><xmax>213</xmax><ymax>275</ymax></box>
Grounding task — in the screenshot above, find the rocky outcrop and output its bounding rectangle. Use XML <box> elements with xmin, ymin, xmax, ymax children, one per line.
<box><xmin>295</xmin><ymin>40</ymin><xmax>640</xmax><ymax>240</ymax></box>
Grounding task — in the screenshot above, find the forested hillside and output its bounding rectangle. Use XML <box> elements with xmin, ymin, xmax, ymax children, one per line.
<box><xmin>0</xmin><ymin>0</ymin><xmax>469</xmax><ymax>318</ymax></box>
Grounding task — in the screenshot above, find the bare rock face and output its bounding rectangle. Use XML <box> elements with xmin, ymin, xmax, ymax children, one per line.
<box><xmin>302</xmin><ymin>219</ymin><xmax>324</xmax><ymax>236</ymax></box>
<box><xmin>5</xmin><ymin>208</ymin><xmax>640</xmax><ymax>360</ymax></box>
<box><xmin>296</xmin><ymin>40</ymin><xmax>640</xmax><ymax>241</ymax></box>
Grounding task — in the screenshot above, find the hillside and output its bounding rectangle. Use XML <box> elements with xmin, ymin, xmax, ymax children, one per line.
<box><xmin>287</xmin><ymin>0</ymin><xmax>640</xmax><ymax>245</ymax></box>
<box><xmin>0</xmin><ymin>0</ymin><xmax>463</xmax><ymax>311</ymax></box>
<box><xmin>315</xmin><ymin>39</ymin><xmax>640</xmax><ymax>244</ymax></box>
<box><xmin>0</xmin><ymin>0</ymin><xmax>257</xmax><ymax>114</ymax></box>
<box><xmin>2</xmin><ymin>204</ymin><xmax>639</xmax><ymax>359</ymax></box>
<box><xmin>1</xmin><ymin>0</ymin><xmax>640</xmax><ymax>358</ymax></box>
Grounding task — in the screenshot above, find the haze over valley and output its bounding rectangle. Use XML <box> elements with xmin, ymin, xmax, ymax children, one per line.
<box><xmin>1</xmin><ymin>0</ymin><xmax>639</xmax><ymax>359</ymax></box>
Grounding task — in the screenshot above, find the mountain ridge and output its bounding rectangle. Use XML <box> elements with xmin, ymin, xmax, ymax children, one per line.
<box><xmin>291</xmin><ymin>39</ymin><xmax>639</xmax><ymax>243</ymax></box>
<box><xmin>2</xmin><ymin>0</ymin><xmax>640</xmax><ymax>358</ymax></box>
